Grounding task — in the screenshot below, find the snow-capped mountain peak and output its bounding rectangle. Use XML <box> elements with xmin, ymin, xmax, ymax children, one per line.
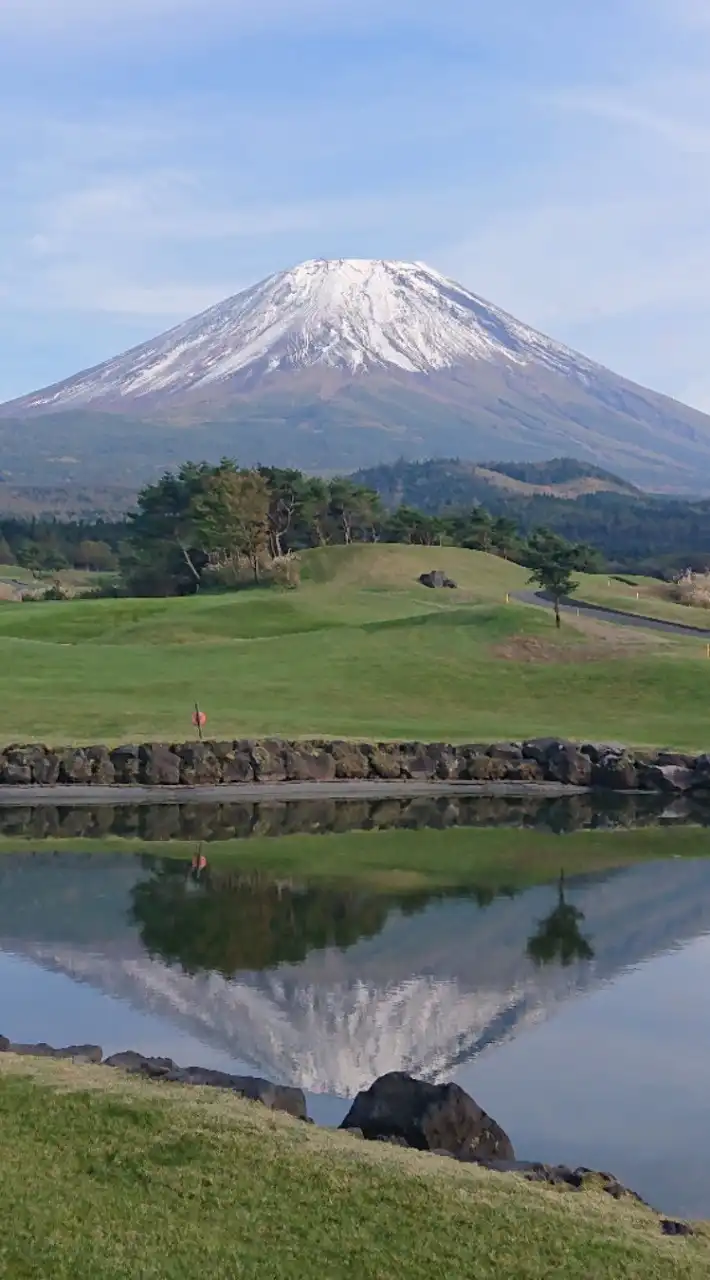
<box><xmin>12</xmin><ymin>258</ymin><xmax>593</xmax><ymax>411</ymax></box>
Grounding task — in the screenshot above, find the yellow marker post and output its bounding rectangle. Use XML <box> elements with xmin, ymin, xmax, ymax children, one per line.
<box><xmin>505</xmin><ymin>593</ymin><xmax>509</xmax><ymax>603</ymax></box>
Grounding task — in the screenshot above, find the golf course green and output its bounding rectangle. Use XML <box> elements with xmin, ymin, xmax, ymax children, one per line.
<box><xmin>0</xmin><ymin>543</ymin><xmax>706</xmax><ymax>749</ymax></box>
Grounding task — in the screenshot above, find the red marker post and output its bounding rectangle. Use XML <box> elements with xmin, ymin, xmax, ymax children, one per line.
<box><xmin>192</xmin><ymin>704</ymin><xmax>207</xmax><ymax>741</ymax></box>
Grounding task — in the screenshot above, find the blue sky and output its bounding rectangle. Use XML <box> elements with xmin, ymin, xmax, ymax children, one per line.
<box><xmin>2</xmin><ymin>0</ymin><xmax>710</xmax><ymax>407</ymax></box>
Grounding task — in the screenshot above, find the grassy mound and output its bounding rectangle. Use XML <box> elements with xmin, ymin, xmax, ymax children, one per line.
<box><xmin>0</xmin><ymin>1055</ymin><xmax>706</xmax><ymax>1280</ymax></box>
<box><xmin>0</xmin><ymin>543</ymin><xmax>706</xmax><ymax>747</ymax></box>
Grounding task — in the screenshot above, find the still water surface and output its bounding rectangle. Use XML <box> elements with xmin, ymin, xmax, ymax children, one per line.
<box><xmin>1</xmin><ymin>797</ymin><xmax>710</xmax><ymax>1218</ymax></box>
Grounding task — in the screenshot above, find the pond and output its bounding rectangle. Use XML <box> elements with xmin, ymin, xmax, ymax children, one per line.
<box><xmin>1</xmin><ymin>795</ymin><xmax>710</xmax><ymax>1219</ymax></box>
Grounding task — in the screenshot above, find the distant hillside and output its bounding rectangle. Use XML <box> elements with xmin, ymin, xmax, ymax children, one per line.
<box><xmin>481</xmin><ymin>458</ymin><xmax>640</xmax><ymax>497</ymax></box>
<box><xmin>0</xmin><ymin>481</ymin><xmax>135</xmax><ymax>520</ymax></box>
<box><xmin>352</xmin><ymin>458</ymin><xmax>639</xmax><ymax>514</ymax></box>
<box><xmin>353</xmin><ymin>457</ymin><xmax>710</xmax><ymax>574</ymax></box>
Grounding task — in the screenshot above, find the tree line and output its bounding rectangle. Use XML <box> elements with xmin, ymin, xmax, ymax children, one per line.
<box><xmin>0</xmin><ymin>459</ymin><xmax>601</xmax><ymax>609</ymax></box>
<box><xmin>120</xmin><ymin>459</ymin><xmax>601</xmax><ymax>598</ymax></box>
<box><xmin>0</xmin><ymin>516</ymin><xmax>123</xmax><ymax>575</ymax></box>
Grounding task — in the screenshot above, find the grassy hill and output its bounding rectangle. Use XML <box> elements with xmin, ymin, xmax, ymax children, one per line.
<box><xmin>0</xmin><ymin>543</ymin><xmax>708</xmax><ymax>749</ymax></box>
<box><xmin>1</xmin><ymin>1055</ymin><xmax>707</xmax><ymax>1280</ymax></box>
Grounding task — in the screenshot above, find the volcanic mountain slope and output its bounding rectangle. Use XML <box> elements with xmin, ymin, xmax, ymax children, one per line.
<box><xmin>4</xmin><ymin>258</ymin><xmax>710</xmax><ymax>490</ymax></box>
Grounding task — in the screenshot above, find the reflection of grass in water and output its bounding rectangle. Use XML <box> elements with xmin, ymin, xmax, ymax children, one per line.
<box><xmin>1</xmin><ymin>823</ymin><xmax>709</xmax><ymax>893</ymax></box>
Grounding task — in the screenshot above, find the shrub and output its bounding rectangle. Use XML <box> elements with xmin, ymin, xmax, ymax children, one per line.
<box><xmin>269</xmin><ymin>552</ymin><xmax>301</xmax><ymax>589</ymax></box>
<box><xmin>670</xmin><ymin>568</ymin><xmax>710</xmax><ymax>608</ymax></box>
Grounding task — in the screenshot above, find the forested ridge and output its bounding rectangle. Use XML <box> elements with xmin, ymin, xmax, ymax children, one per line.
<box><xmin>3</xmin><ymin>455</ymin><xmax>709</xmax><ymax>592</ymax></box>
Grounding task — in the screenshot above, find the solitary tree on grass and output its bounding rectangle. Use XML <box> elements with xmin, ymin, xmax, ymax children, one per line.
<box><xmin>525</xmin><ymin>528</ymin><xmax>588</xmax><ymax>628</ymax></box>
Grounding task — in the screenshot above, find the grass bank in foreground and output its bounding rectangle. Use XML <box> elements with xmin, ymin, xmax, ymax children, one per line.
<box><xmin>0</xmin><ymin>1055</ymin><xmax>706</xmax><ymax>1280</ymax></box>
<box><xmin>2</xmin><ymin>824</ymin><xmax>709</xmax><ymax>891</ymax></box>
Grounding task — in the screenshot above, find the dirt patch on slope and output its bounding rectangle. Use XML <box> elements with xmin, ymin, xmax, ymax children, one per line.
<box><xmin>492</xmin><ymin>620</ymin><xmax>669</xmax><ymax>664</ymax></box>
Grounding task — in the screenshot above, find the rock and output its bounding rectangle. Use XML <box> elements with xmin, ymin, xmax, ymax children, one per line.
<box><xmin>9</xmin><ymin>1042</ymin><xmax>103</xmax><ymax>1063</ymax></box>
<box><xmin>523</xmin><ymin>739</ymin><xmax>591</xmax><ymax>786</ymax></box>
<box><xmin>103</xmin><ymin>1051</ymin><xmax>177</xmax><ymax>1077</ymax></box>
<box><xmin>0</xmin><ymin>745</ymin><xmax>60</xmax><ymax>786</ymax></box>
<box><xmin>661</xmin><ymin>1220</ymin><xmax>694</xmax><ymax>1236</ymax></box>
<box><xmin>655</xmin><ymin>750</ymin><xmax>695</xmax><ymax>768</ymax></box>
<box><xmin>138</xmin><ymin>744</ymin><xmax>181</xmax><ymax>786</ymax></box>
<box><xmin>580</xmin><ymin>742</ymin><xmax>628</xmax><ymax>764</ymax></box>
<box><xmin>340</xmin><ymin>1071</ymin><xmax>514</xmax><ymax>1162</ymax></box>
<box><xmin>481</xmin><ymin>1161</ymin><xmax>647</xmax><ymax>1204</ymax></box>
<box><xmin>508</xmin><ymin>760</ymin><xmax>546</xmax><ymax>782</ymax></box>
<box><xmin>402</xmin><ymin>743</ymin><xmax>456</xmax><ymax>780</ymax></box>
<box><xmin>101</xmin><ymin>1052</ymin><xmax>307</xmax><ymax>1118</ymax></box>
<box><xmin>251</xmin><ymin>740</ymin><xmax>288</xmax><ymax>782</ymax></box>
<box><xmin>165</xmin><ymin>1066</ymin><xmax>307</xmax><ymax>1118</ymax></box>
<box><xmin>221</xmin><ymin>754</ymin><xmax>254</xmax><ymax>783</ymax></box>
<box><xmin>1</xmin><ymin>748</ymin><xmax>34</xmax><ymax>785</ymax></box>
<box><xmin>211</xmin><ymin>743</ymin><xmax>254</xmax><ymax>783</ymax></box>
<box><xmin>367</xmin><ymin>745</ymin><xmax>404</xmax><ymax>780</ymax></box>
<box><xmin>0</xmin><ymin>1035</ymin><xmax>9</xmax><ymax>1051</ymax></box>
<box><xmin>400</xmin><ymin>744</ymin><xmax>441</xmax><ymax>781</ymax></box>
<box><xmin>85</xmin><ymin>745</ymin><xmax>116</xmax><ymax>784</ymax></box>
<box><xmin>487</xmin><ymin>743</ymin><xmax>523</xmax><ymax>761</ymax></box>
<box><xmin>57</xmin><ymin>749</ymin><xmax>93</xmax><ymax>785</ymax></box>
<box><xmin>464</xmin><ymin>756</ymin><xmax>510</xmax><ymax>782</ymax></box>
<box><xmin>640</xmin><ymin>764</ymin><xmax>696</xmax><ymax>794</ymax></box>
<box><xmin>329</xmin><ymin>741</ymin><xmax>370</xmax><ymax>780</ymax></box>
<box><xmin>592</xmin><ymin>753</ymin><xmax>638</xmax><ymax>791</ymax></box>
<box><xmin>110</xmin><ymin>746</ymin><xmax>140</xmax><ymax>784</ymax></box>
<box><xmin>283</xmin><ymin>744</ymin><xmax>337</xmax><ymax>783</ymax></box>
<box><xmin>32</xmin><ymin>750</ymin><xmax>61</xmax><ymax>785</ymax></box>
<box><xmin>418</xmin><ymin>570</ymin><xmax>457</xmax><ymax>589</ymax></box>
<box><xmin>522</xmin><ymin>737</ymin><xmax>565</xmax><ymax>764</ymax></box>
<box><xmin>545</xmin><ymin>741</ymin><xmax>592</xmax><ymax>787</ymax></box>
<box><xmin>177</xmin><ymin>742</ymin><xmax>222</xmax><ymax>785</ymax></box>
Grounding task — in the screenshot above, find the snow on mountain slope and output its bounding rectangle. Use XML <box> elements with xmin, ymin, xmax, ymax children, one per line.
<box><xmin>6</xmin><ymin>257</ymin><xmax>710</xmax><ymax>492</ymax></box>
<box><xmin>7</xmin><ymin>259</ymin><xmax>596</xmax><ymax>411</ymax></box>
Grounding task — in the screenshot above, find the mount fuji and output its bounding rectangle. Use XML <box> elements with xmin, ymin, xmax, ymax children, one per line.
<box><xmin>3</xmin><ymin>258</ymin><xmax>710</xmax><ymax>490</ymax></box>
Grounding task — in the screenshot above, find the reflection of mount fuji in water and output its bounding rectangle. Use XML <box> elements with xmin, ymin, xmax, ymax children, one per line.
<box><xmin>2</xmin><ymin>852</ymin><xmax>710</xmax><ymax>1097</ymax></box>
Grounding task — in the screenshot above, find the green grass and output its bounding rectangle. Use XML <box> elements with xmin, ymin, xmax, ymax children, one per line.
<box><xmin>0</xmin><ymin>543</ymin><xmax>708</xmax><ymax>748</ymax></box>
<box><xmin>0</xmin><ymin>1056</ymin><xmax>706</xmax><ymax>1279</ymax></box>
<box><xmin>577</xmin><ymin>572</ymin><xmax>710</xmax><ymax>630</ymax></box>
<box><xmin>2</xmin><ymin>824</ymin><xmax>709</xmax><ymax>891</ymax></box>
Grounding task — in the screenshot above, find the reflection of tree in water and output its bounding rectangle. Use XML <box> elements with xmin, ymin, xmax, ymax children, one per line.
<box><xmin>526</xmin><ymin>872</ymin><xmax>594</xmax><ymax>968</ymax></box>
<box><xmin>130</xmin><ymin>861</ymin><xmax>453</xmax><ymax>978</ymax></box>
<box><xmin>129</xmin><ymin>859</ymin><xmax>527</xmax><ymax>978</ymax></box>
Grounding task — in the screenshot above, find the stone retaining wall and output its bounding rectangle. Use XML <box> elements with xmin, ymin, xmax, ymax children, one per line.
<box><xmin>0</xmin><ymin>737</ymin><xmax>707</xmax><ymax>794</ymax></box>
